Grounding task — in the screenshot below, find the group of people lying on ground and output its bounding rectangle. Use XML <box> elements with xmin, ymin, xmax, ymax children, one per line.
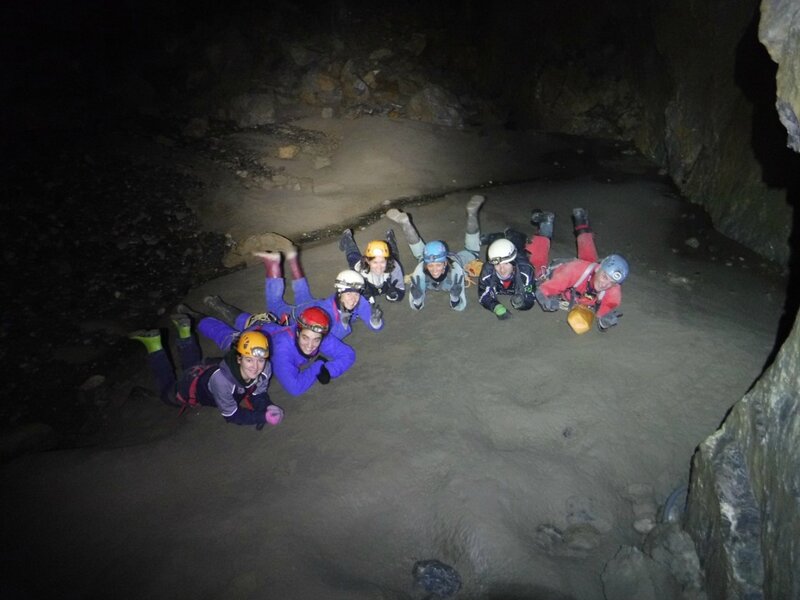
<box><xmin>130</xmin><ymin>196</ymin><xmax>629</xmax><ymax>429</ymax></box>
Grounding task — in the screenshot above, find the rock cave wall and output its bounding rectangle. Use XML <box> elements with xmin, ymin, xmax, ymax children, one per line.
<box><xmin>682</xmin><ymin>1</ymin><xmax>798</xmax><ymax>598</ymax></box>
<box><xmin>471</xmin><ymin>0</ymin><xmax>797</xmax><ymax>265</ymax></box>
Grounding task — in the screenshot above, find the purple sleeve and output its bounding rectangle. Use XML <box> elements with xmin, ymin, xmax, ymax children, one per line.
<box><xmin>271</xmin><ymin>334</ymin><xmax>323</xmax><ymax>396</ymax></box>
<box><xmin>318</xmin><ymin>335</ymin><xmax>356</xmax><ymax>378</ymax></box>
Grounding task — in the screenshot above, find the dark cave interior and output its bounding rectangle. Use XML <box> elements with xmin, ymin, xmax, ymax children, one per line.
<box><xmin>2</xmin><ymin>0</ymin><xmax>797</xmax><ymax>434</ymax></box>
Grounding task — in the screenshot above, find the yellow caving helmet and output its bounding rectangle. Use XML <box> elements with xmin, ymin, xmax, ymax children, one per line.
<box><xmin>365</xmin><ymin>240</ymin><xmax>390</xmax><ymax>259</ymax></box>
<box><xmin>237</xmin><ymin>331</ymin><xmax>269</xmax><ymax>358</ymax></box>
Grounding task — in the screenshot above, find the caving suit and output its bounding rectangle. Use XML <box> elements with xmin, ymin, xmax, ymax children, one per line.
<box><xmin>265</xmin><ymin>276</ymin><xmax>382</xmax><ymax>339</ymax></box>
<box><xmin>344</xmin><ymin>255</ymin><xmax>406</xmax><ymax>304</ymax></box>
<box><xmin>146</xmin><ymin>335</ymin><xmax>275</xmax><ymax>426</ymax></box>
<box><xmin>525</xmin><ymin>231</ymin><xmax>622</xmax><ymax>318</ymax></box>
<box><xmin>407</xmin><ymin>232</ymin><xmax>480</xmax><ymax>312</ymax></box>
<box><xmin>198</xmin><ymin>317</ymin><xmax>356</xmax><ymax>397</ymax></box>
<box><xmin>477</xmin><ymin>260</ymin><xmax>537</xmax><ymax>313</ymax></box>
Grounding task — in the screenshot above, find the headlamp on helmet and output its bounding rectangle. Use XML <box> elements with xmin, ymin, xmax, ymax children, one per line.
<box><xmin>237</xmin><ymin>331</ymin><xmax>269</xmax><ymax>358</ymax></box>
<box><xmin>296</xmin><ymin>307</ymin><xmax>331</xmax><ymax>334</ymax></box>
<box><xmin>599</xmin><ymin>254</ymin><xmax>629</xmax><ymax>284</ymax></box>
<box><xmin>423</xmin><ymin>240</ymin><xmax>448</xmax><ymax>264</ymax></box>
<box><xmin>365</xmin><ymin>240</ymin><xmax>389</xmax><ymax>259</ymax></box>
<box><xmin>334</xmin><ymin>269</ymin><xmax>365</xmax><ymax>293</ymax></box>
<box><xmin>487</xmin><ymin>238</ymin><xmax>517</xmax><ymax>265</ymax></box>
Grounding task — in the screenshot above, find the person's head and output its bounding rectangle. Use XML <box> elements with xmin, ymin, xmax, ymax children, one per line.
<box><xmin>334</xmin><ymin>269</ymin><xmax>365</xmax><ymax>311</ymax></box>
<box><xmin>487</xmin><ymin>238</ymin><xmax>517</xmax><ymax>280</ymax></box>
<box><xmin>295</xmin><ymin>306</ymin><xmax>330</xmax><ymax>357</ymax></box>
<box><xmin>236</xmin><ymin>331</ymin><xmax>269</xmax><ymax>381</ymax></box>
<box><xmin>364</xmin><ymin>240</ymin><xmax>390</xmax><ymax>276</ymax></box>
<box><xmin>593</xmin><ymin>254</ymin><xmax>629</xmax><ymax>291</ymax></box>
<box><xmin>423</xmin><ymin>240</ymin><xmax>448</xmax><ymax>278</ymax></box>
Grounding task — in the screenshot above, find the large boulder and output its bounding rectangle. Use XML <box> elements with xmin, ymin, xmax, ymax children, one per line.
<box><xmin>407</xmin><ymin>85</ymin><xmax>464</xmax><ymax>128</ymax></box>
<box><xmin>759</xmin><ymin>0</ymin><xmax>800</xmax><ymax>151</ymax></box>
<box><xmin>682</xmin><ymin>4</ymin><xmax>800</xmax><ymax>595</ymax></box>
<box><xmin>684</xmin><ymin>308</ymin><xmax>800</xmax><ymax>599</ymax></box>
<box><xmin>220</xmin><ymin>92</ymin><xmax>276</xmax><ymax>128</ymax></box>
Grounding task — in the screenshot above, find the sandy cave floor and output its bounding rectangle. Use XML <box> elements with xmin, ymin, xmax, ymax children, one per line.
<box><xmin>1</xmin><ymin>117</ymin><xmax>789</xmax><ymax>600</ymax></box>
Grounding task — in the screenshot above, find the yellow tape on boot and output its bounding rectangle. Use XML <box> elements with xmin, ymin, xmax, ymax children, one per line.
<box><xmin>567</xmin><ymin>305</ymin><xmax>595</xmax><ymax>335</ymax></box>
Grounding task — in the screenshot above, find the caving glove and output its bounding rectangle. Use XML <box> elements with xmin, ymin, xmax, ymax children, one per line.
<box><xmin>265</xmin><ymin>404</ymin><xmax>284</xmax><ymax>425</ymax></box>
<box><xmin>410</xmin><ymin>275</ymin><xmax>424</xmax><ymax>310</ymax></box>
<box><xmin>385</xmin><ymin>279</ymin><xmax>401</xmax><ymax>302</ymax></box>
<box><xmin>493</xmin><ymin>304</ymin><xmax>511</xmax><ymax>320</ymax></box>
<box><xmin>597</xmin><ymin>310</ymin><xmax>622</xmax><ymax>331</ymax></box>
<box><xmin>316</xmin><ymin>365</ymin><xmax>331</xmax><ymax>384</ymax></box>
<box><xmin>370</xmin><ymin>303</ymin><xmax>383</xmax><ymax>328</ymax></box>
<box><xmin>410</xmin><ymin>275</ymin><xmax>424</xmax><ymax>300</ymax></box>
<box><xmin>538</xmin><ymin>294</ymin><xmax>560</xmax><ymax>312</ymax></box>
<box><xmin>449</xmin><ymin>274</ymin><xmax>464</xmax><ymax>300</ymax></box>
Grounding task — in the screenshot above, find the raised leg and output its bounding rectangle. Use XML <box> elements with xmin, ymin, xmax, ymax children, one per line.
<box><xmin>386</xmin><ymin>208</ymin><xmax>422</xmax><ymax>246</ymax></box>
<box><xmin>339</xmin><ymin>229</ymin><xmax>362</xmax><ymax>267</ymax></box>
<box><xmin>197</xmin><ymin>316</ymin><xmax>239</xmax><ymax>353</ymax></box>
<box><xmin>203</xmin><ymin>296</ymin><xmax>243</xmax><ymax>327</ymax></box>
<box><xmin>465</xmin><ymin>194</ymin><xmax>484</xmax><ymax>235</ymax></box>
<box><xmin>573</xmin><ymin>209</ymin><xmax>598</xmax><ymax>262</ymax></box>
<box><xmin>525</xmin><ymin>235</ymin><xmax>552</xmax><ymax>280</ymax></box>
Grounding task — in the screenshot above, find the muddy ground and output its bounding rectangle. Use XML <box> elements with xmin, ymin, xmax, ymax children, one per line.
<box><xmin>1</xmin><ymin>111</ymin><xmax>790</xmax><ymax>599</ymax></box>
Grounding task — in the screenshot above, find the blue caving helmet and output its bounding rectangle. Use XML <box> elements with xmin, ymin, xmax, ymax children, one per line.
<box><xmin>423</xmin><ymin>240</ymin><xmax>448</xmax><ymax>264</ymax></box>
<box><xmin>599</xmin><ymin>254</ymin><xmax>629</xmax><ymax>284</ymax></box>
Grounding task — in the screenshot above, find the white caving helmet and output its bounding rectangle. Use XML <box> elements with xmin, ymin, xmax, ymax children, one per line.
<box><xmin>334</xmin><ymin>269</ymin><xmax>365</xmax><ymax>293</ymax></box>
<box><xmin>487</xmin><ymin>238</ymin><xmax>517</xmax><ymax>265</ymax></box>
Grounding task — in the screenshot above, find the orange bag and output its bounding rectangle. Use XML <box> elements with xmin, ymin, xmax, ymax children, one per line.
<box><xmin>567</xmin><ymin>305</ymin><xmax>595</xmax><ymax>334</ymax></box>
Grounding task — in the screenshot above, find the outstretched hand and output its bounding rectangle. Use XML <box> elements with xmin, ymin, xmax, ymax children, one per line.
<box><xmin>385</xmin><ymin>278</ymin><xmax>400</xmax><ymax>301</ymax></box>
<box><xmin>316</xmin><ymin>364</ymin><xmax>331</xmax><ymax>384</ymax></box>
<box><xmin>265</xmin><ymin>404</ymin><xmax>284</xmax><ymax>425</ymax></box>
<box><xmin>538</xmin><ymin>294</ymin><xmax>560</xmax><ymax>312</ymax></box>
<box><xmin>449</xmin><ymin>274</ymin><xmax>464</xmax><ymax>298</ymax></box>
<box><xmin>493</xmin><ymin>304</ymin><xmax>511</xmax><ymax>320</ymax></box>
<box><xmin>370</xmin><ymin>302</ymin><xmax>383</xmax><ymax>327</ymax></box>
<box><xmin>410</xmin><ymin>275</ymin><xmax>424</xmax><ymax>300</ymax></box>
<box><xmin>597</xmin><ymin>310</ymin><xmax>622</xmax><ymax>331</ymax></box>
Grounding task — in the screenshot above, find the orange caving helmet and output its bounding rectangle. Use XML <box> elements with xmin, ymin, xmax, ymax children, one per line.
<box><xmin>296</xmin><ymin>306</ymin><xmax>331</xmax><ymax>334</ymax></box>
<box><xmin>365</xmin><ymin>240</ymin><xmax>390</xmax><ymax>259</ymax></box>
<box><xmin>237</xmin><ymin>331</ymin><xmax>269</xmax><ymax>358</ymax></box>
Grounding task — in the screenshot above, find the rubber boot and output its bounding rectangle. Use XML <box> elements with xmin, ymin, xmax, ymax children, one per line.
<box><xmin>480</xmin><ymin>231</ymin><xmax>504</xmax><ymax>246</ymax></box>
<box><xmin>175</xmin><ymin>303</ymin><xmax>204</xmax><ymax>322</ymax></box>
<box><xmin>129</xmin><ymin>329</ymin><xmax>163</xmax><ymax>353</ymax></box>
<box><xmin>530</xmin><ymin>208</ymin><xmax>547</xmax><ymax>226</ymax></box>
<box><xmin>385</xmin><ymin>229</ymin><xmax>400</xmax><ymax>259</ymax></box>
<box><xmin>170</xmin><ymin>314</ymin><xmax>192</xmax><ymax>340</ymax></box>
<box><xmin>285</xmin><ymin>248</ymin><xmax>304</xmax><ymax>280</ymax></box>
<box><xmin>465</xmin><ymin>195</ymin><xmax>485</xmax><ymax>234</ymax></box>
<box><xmin>386</xmin><ymin>208</ymin><xmax>421</xmax><ymax>245</ymax></box>
<box><xmin>533</xmin><ymin>211</ymin><xmax>555</xmax><ymax>239</ymax></box>
<box><xmin>253</xmin><ymin>251</ymin><xmax>282</xmax><ymax>278</ymax></box>
<box><xmin>572</xmin><ymin>207</ymin><xmax>592</xmax><ymax>236</ymax></box>
<box><xmin>339</xmin><ymin>229</ymin><xmax>359</xmax><ymax>255</ymax></box>
<box><xmin>203</xmin><ymin>295</ymin><xmax>243</xmax><ymax>326</ymax></box>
